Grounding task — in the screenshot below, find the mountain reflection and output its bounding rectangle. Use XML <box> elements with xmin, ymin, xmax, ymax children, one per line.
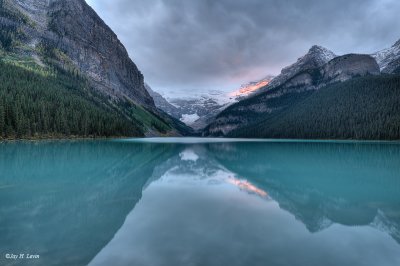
<box><xmin>0</xmin><ymin>141</ymin><xmax>181</xmax><ymax>266</ymax></box>
<box><xmin>0</xmin><ymin>140</ymin><xmax>399</xmax><ymax>266</ymax></box>
<box><xmin>208</xmin><ymin>142</ymin><xmax>400</xmax><ymax>242</ymax></box>
<box><xmin>226</xmin><ymin>178</ymin><xmax>269</xmax><ymax>198</ymax></box>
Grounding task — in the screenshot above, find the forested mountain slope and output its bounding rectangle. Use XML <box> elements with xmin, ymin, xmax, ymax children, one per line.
<box><xmin>228</xmin><ymin>75</ymin><xmax>400</xmax><ymax>140</ymax></box>
<box><xmin>0</xmin><ymin>59</ymin><xmax>146</xmax><ymax>138</ymax></box>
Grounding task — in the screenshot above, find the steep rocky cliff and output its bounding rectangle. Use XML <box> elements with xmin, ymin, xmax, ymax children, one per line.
<box><xmin>46</xmin><ymin>0</ymin><xmax>155</xmax><ymax>108</ymax></box>
<box><xmin>3</xmin><ymin>0</ymin><xmax>154</xmax><ymax>108</ymax></box>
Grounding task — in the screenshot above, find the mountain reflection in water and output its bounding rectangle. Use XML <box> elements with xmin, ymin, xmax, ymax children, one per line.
<box><xmin>0</xmin><ymin>139</ymin><xmax>399</xmax><ymax>266</ymax></box>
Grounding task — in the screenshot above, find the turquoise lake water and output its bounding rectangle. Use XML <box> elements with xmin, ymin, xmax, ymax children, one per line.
<box><xmin>0</xmin><ymin>138</ymin><xmax>400</xmax><ymax>266</ymax></box>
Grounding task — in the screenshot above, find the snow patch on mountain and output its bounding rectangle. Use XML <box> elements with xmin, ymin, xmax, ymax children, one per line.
<box><xmin>230</xmin><ymin>75</ymin><xmax>275</xmax><ymax>99</ymax></box>
<box><xmin>372</xmin><ymin>39</ymin><xmax>400</xmax><ymax>73</ymax></box>
<box><xmin>181</xmin><ymin>113</ymin><xmax>200</xmax><ymax>125</ymax></box>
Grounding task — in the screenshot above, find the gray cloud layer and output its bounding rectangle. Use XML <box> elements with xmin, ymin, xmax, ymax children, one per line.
<box><xmin>87</xmin><ymin>0</ymin><xmax>400</xmax><ymax>96</ymax></box>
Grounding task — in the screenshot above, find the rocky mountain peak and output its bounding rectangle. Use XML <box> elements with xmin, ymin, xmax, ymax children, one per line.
<box><xmin>266</xmin><ymin>45</ymin><xmax>336</xmax><ymax>90</ymax></box>
<box><xmin>307</xmin><ymin>45</ymin><xmax>337</xmax><ymax>63</ymax></box>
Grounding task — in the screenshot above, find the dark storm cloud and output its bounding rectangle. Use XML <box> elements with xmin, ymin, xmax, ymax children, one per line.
<box><xmin>86</xmin><ymin>0</ymin><xmax>400</xmax><ymax>95</ymax></box>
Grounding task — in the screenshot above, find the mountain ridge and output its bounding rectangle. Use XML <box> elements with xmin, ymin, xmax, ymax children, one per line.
<box><xmin>203</xmin><ymin>46</ymin><xmax>386</xmax><ymax>138</ymax></box>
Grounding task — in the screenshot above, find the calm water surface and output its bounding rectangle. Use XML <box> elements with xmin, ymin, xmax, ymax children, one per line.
<box><xmin>0</xmin><ymin>138</ymin><xmax>400</xmax><ymax>266</ymax></box>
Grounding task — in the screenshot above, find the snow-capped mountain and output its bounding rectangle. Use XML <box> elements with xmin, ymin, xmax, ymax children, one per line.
<box><xmin>145</xmin><ymin>84</ymin><xmax>232</xmax><ymax>129</ymax></box>
<box><xmin>259</xmin><ymin>45</ymin><xmax>336</xmax><ymax>93</ymax></box>
<box><xmin>372</xmin><ymin>39</ymin><xmax>400</xmax><ymax>74</ymax></box>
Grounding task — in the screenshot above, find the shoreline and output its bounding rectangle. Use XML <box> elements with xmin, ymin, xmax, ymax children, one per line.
<box><xmin>1</xmin><ymin>136</ymin><xmax>400</xmax><ymax>144</ymax></box>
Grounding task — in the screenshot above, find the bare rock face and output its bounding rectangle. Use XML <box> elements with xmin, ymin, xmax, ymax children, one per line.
<box><xmin>2</xmin><ymin>0</ymin><xmax>155</xmax><ymax>109</ymax></box>
<box><xmin>282</xmin><ymin>72</ymin><xmax>314</xmax><ymax>89</ymax></box>
<box><xmin>46</xmin><ymin>0</ymin><xmax>155</xmax><ymax>108</ymax></box>
<box><xmin>322</xmin><ymin>54</ymin><xmax>380</xmax><ymax>83</ymax></box>
<box><xmin>14</xmin><ymin>0</ymin><xmax>49</xmax><ymax>29</ymax></box>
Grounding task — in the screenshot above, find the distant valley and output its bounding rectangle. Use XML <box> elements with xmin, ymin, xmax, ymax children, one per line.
<box><xmin>147</xmin><ymin>76</ymin><xmax>274</xmax><ymax>131</ymax></box>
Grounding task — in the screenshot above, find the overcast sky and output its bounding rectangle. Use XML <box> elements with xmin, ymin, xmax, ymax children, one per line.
<box><xmin>86</xmin><ymin>0</ymin><xmax>400</xmax><ymax>97</ymax></box>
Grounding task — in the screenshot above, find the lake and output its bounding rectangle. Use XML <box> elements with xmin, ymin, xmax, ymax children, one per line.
<box><xmin>0</xmin><ymin>138</ymin><xmax>400</xmax><ymax>266</ymax></box>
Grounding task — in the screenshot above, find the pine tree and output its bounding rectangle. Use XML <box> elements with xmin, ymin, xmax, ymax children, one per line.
<box><xmin>0</xmin><ymin>99</ymin><xmax>4</xmax><ymax>137</ymax></box>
